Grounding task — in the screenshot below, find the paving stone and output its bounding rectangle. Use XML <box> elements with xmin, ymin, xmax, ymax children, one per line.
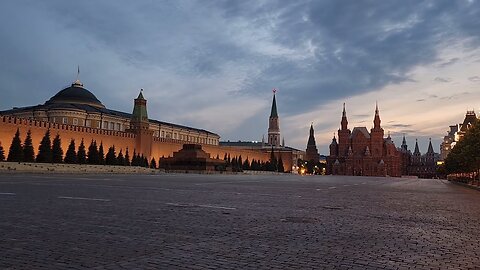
<box><xmin>0</xmin><ymin>174</ymin><xmax>479</xmax><ymax>269</ymax></box>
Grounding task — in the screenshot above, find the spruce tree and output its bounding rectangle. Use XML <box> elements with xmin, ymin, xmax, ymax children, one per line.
<box><xmin>98</xmin><ymin>142</ymin><xmax>105</xmax><ymax>165</ymax></box>
<box><xmin>36</xmin><ymin>129</ymin><xmax>52</xmax><ymax>163</ymax></box>
<box><xmin>150</xmin><ymin>157</ymin><xmax>157</xmax><ymax>169</ymax></box>
<box><xmin>64</xmin><ymin>139</ymin><xmax>77</xmax><ymax>164</ymax></box>
<box><xmin>105</xmin><ymin>146</ymin><xmax>117</xmax><ymax>165</ymax></box>
<box><xmin>278</xmin><ymin>156</ymin><xmax>285</xmax><ymax>173</ymax></box>
<box><xmin>77</xmin><ymin>139</ymin><xmax>87</xmax><ymax>164</ymax></box>
<box><xmin>0</xmin><ymin>143</ymin><xmax>5</xmax><ymax>162</ymax></box>
<box><xmin>51</xmin><ymin>134</ymin><xmax>63</xmax><ymax>163</ymax></box>
<box><xmin>144</xmin><ymin>156</ymin><xmax>149</xmax><ymax>168</ymax></box>
<box><xmin>131</xmin><ymin>150</ymin><xmax>138</xmax><ymax>166</ymax></box>
<box><xmin>117</xmin><ymin>149</ymin><xmax>125</xmax><ymax>166</ymax></box>
<box><xmin>87</xmin><ymin>140</ymin><xmax>99</xmax><ymax>164</ymax></box>
<box><xmin>7</xmin><ymin>128</ymin><xmax>23</xmax><ymax>162</ymax></box>
<box><xmin>23</xmin><ymin>130</ymin><xmax>35</xmax><ymax>162</ymax></box>
<box><xmin>243</xmin><ymin>158</ymin><xmax>250</xmax><ymax>170</ymax></box>
<box><xmin>124</xmin><ymin>148</ymin><xmax>130</xmax><ymax>166</ymax></box>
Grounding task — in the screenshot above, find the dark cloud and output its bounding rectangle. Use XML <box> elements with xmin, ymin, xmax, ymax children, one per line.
<box><xmin>437</xmin><ymin>58</ymin><xmax>460</xmax><ymax>68</ymax></box>
<box><xmin>434</xmin><ymin>77</ymin><xmax>451</xmax><ymax>83</ymax></box>
<box><xmin>468</xmin><ymin>76</ymin><xmax>480</xmax><ymax>82</ymax></box>
<box><xmin>1</xmin><ymin>0</ymin><xmax>480</xmax><ymax>147</ymax></box>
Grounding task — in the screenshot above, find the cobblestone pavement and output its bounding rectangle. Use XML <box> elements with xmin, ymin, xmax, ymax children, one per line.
<box><xmin>0</xmin><ymin>174</ymin><xmax>479</xmax><ymax>269</ymax></box>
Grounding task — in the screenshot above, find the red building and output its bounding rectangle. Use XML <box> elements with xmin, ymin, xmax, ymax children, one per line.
<box><xmin>327</xmin><ymin>103</ymin><xmax>402</xmax><ymax>177</ymax></box>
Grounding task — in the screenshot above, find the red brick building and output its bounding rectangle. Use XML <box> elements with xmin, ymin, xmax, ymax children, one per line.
<box><xmin>327</xmin><ymin>103</ymin><xmax>402</xmax><ymax>177</ymax></box>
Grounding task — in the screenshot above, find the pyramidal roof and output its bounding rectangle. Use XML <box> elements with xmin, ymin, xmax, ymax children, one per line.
<box><xmin>270</xmin><ymin>94</ymin><xmax>278</xmax><ymax>118</ymax></box>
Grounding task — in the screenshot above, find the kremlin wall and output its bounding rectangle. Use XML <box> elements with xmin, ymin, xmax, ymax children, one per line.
<box><xmin>0</xmin><ymin>78</ymin><xmax>302</xmax><ymax>171</ymax></box>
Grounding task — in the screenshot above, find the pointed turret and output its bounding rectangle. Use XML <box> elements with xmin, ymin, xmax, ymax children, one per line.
<box><xmin>373</xmin><ymin>102</ymin><xmax>381</xmax><ymax>129</ymax></box>
<box><xmin>329</xmin><ymin>134</ymin><xmax>338</xmax><ymax>157</ymax></box>
<box><xmin>128</xmin><ymin>89</ymin><xmax>153</xmax><ymax>161</ymax></box>
<box><xmin>131</xmin><ymin>89</ymin><xmax>148</xmax><ymax>123</ymax></box>
<box><xmin>267</xmin><ymin>90</ymin><xmax>281</xmax><ymax>147</ymax></box>
<box><xmin>401</xmin><ymin>134</ymin><xmax>408</xmax><ymax>152</ymax></box>
<box><xmin>365</xmin><ymin>146</ymin><xmax>371</xmax><ymax>156</ymax></box>
<box><xmin>413</xmin><ymin>139</ymin><xmax>420</xmax><ymax>155</ymax></box>
<box><xmin>270</xmin><ymin>93</ymin><xmax>278</xmax><ymax>118</ymax></box>
<box><xmin>307</xmin><ymin>123</ymin><xmax>316</xmax><ymax>146</ymax></box>
<box><xmin>341</xmin><ymin>103</ymin><xmax>348</xmax><ymax>130</ymax></box>
<box><xmin>427</xmin><ymin>138</ymin><xmax>434</xmax><ymax>154</ymax></box>
<box><xmin>305</xmin><ymin>123</ymin><xmax>319</xmax><ymax>162</ymax></box>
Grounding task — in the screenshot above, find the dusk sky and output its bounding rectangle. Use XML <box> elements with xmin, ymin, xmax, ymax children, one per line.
<box><xmin>1</xmin><ymin>1</ymin><xmax>480</xmax><ymax>154</ymax></box>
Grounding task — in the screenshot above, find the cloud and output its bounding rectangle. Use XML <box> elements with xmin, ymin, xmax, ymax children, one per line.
<box><xmin>434</xmin><ymin>77</ymin><xmax>451</xmax><ymax>83</ymax></box>
<box><xmin>468</xmin><ymin>76</ymin><xmax>480</xmax><ymax>82</ymax></box>
<box><xmin>1</xmin><ymin>1</ymin><xmax>480</xmax><ymax>151</ymax></box>
<box><xmin>437</xmin><ymin>58</ymin><xmax>460</xmax><ymax>68</ymax></box>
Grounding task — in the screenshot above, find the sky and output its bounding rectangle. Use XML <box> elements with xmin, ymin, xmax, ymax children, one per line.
<box><xmin>1</xmin><ymin>0</ymin><xmax>480</xmax><ymax>154</ymax></box>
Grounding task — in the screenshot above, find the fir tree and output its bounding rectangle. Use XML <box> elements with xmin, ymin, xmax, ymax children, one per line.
<box><xmin>36</xmin><ymin>129</ymin><xmax>52</xmax><ymax>163</ymax></box>
<box><xmin>51</xmin><ymin>134</ymin><xmax>63</xmax><ymax>163</ymax></box>
<box><xmin>98</xmin><ymin>142</ymin><xmax>105</xmax><ymax>165</ymax></box>
<box><xmin>23</xmin><ymin>130</ymin><xmax>35</xmax><ymax>162</ymax></box>
<box><xmin>0</xmin><ymin>143</ymin><xmax>5</xmax><ymax>162</ymax></box>
<box><xmin>131</xmin><ymin>150</ymin><xmax>138</xmax><ymax>166</ymax></box>
<box><xmin>7</xmin><ymin>128</ymin><xmax>23</xmax><ymax>162</ymax></box>
<box><xmin>216</xmin><ymin>154</ymin><xmax>219</xmax><ymax>159</ymax></box>
<box><xmin>105</xmin><ymin>146</ymin><xmax>117</xmax><ymax>165</ymax></box>
<box><xmin>87</xmin><ymin>140</ymin><xmax>99</xmax><ymax>164</ymax></box>
<box><xmin>277</xmin><ymin>156</ymin><xmax>285</xmax><ymax>173</ymax></box>
<box><xmin>141</xmin><ymin>155</ymin><xmax>148</xmax><ymax>167</ymax></box>
<box><xmin>150</xmin><ymin>157</ymin><xmax>157</xmax><ymax>169</ymax></box>
<box><xmin>64</xmin><ymin>139</ymin><xmax>77</xmax><ymax>164</ymax></box>
<box><xmin>243</xmin><ymin>158</ymin><xmax>250</xmax><ymax>170</ymax></box>
<box><xmin>124</xmin><ymin>148</ymin><xmax>130</xmax><ymax>166</ymax></box>
<box><xmin>117</xmin><ymin>149</ymin><xmax>125</xmax><ymax>166</ymax></box>
<box><xmin>269</xmin><ymin>147</ymin><xmax>277</xmax><ymax>171</ymax></box>
<box><xmin>77</xmin><ymin>139</ymin><xmax>87</xmax><ymax>164</ymax></box>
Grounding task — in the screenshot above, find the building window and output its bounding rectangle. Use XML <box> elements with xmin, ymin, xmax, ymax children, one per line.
<box><xmin>62</xmin><ymin>117</ymin><xmax>68</xmax><ymax>124</ymax></box>
<box><xmin>85</xmin><ymin>120</ymin><xmax>91</xmax><ymax>127</ymax></box>
<box><xmin>73</xmin><ymin>118</ymin><xmax>78</xmax><ymax>125</ymax></box>
<box><xmin>103</xmin><ymin>121</ymin><xmax>108</xmax><ymax>129</ymax></box>
<box><xmin>97</xmin><ymin>121</ymin><xmax>101</xmax><ymax>129</ymax></box>
<box><xmin>110</xmin><ymin>122</ymin><xmax>115</xmax><ymax>130</ymax></box>
<box><xmin>161</xmin><ymin>131</ymin><xmax>165</xmax><ymax>138</ymax></box>
<box><xmin>116</xmin><ymin>123</ymin><xmax>121</xmax><ymax>131</ymax></box>
<box><xmin>52</xmin><ymin>117</ymin><xmax>56</xmax><ymax>123</ymax></box>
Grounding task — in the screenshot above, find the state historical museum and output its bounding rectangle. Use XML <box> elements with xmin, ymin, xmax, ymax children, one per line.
<box><xmin>327</xmin><ymin>104</ymin><xmax>402</xmax><ymax>177</ymax></box>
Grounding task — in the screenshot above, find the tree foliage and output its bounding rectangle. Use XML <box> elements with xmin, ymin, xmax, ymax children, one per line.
<box><xmin>87</xmin><ymin>140</ymin><xmax>99</xmax><ymax>164</ymax></box>
<box><xmin>445</xmin><ymin>119</ymin><xmax>480</xmax><ymax>174</ymax></box>
<box><xmin>77</xmin><ymin>139</ymin><xmax>87</xmax><ymax>164</ymax></box>
<box><xmin>64</xmin><ymin>139</ymin><xmax>77</xmax><ymax>164</ymax></box>
<box><xmin>7</xmin><ymin>128</ymin><xmax>23</xmax><ymax>162</ymax></box>
<box><xmin>52</xmin><ymin>134</ymin><xmax>63</xmax><ymax>163</ymax></box>
<box><xmin>105</xmin><ymin>146</ymin><xmax>117</xmax><ymax>165</ymax></box>
<box><xmin>36</xmin><ymin>129</ymin><xmax>52</xmax><ymax>163</ymax></box>
<box><xmin>23</xmin><ymin>130</ymin><xmax>35</xmax><ymax>162</ymax></box>
<box><xmin>0</xmin><ymin>143</ymin><xmax>5</xmax><ymax>162</ymax></box>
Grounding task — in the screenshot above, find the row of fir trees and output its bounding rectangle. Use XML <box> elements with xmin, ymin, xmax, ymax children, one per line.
<box><xmin>0</xmin><ymin>129</ymin><xmax>286</xmax><ymax>172</ymax></box>
<box><xmin>220</xmin><ymin>148</ymin><xmax>285</xmax><ymax>173</ymax></box>
<box><xmin>0</xmin><ymin>128</ymin><xmax>156</xmax><ymax>168</ymax></box>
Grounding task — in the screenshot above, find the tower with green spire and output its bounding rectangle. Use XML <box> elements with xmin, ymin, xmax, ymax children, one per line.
<box><xmin>268</xmin><ymin>91</ymin><xmax>280</xmax><ymax>147</ymax></box>
<box><xmin>128</xmin><ymin>89</ymin><xmax>153</xmax><ymax>159</ymax></box>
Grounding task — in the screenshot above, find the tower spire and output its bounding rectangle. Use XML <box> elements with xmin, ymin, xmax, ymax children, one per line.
<box><xmin>414</xmin><ymin>139</ymin><xmax>420</xmax><ymax>155</ymax></box>
<box><xmin>270</xmin><ymin>90</ymin><xmax>278</xmax><ymax>118</ymax></box>
<box><xmin>341</xmin><ymin>103</ymin><xmax>348</xmax><ymax>130</ymax></box>
<box><xmin>373</xmin><ymin>102</ymin><xmax>381</xmax><ymax>129</ymax></box>
<box><xmin>268</xmin><ymin>89</ymin><xmax>280</xmax><ymax>147</ymax></box>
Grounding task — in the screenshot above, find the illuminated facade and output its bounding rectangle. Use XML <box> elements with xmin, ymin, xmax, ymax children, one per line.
<box><xmin>327</xmin><ymin>103</ymin><xmax>402</xmax><ymax>177</ymax></box>
<box><xmin>440</xmin><ymin>110</ymin><xmax>477</xmax><ymax>161</ymax></box>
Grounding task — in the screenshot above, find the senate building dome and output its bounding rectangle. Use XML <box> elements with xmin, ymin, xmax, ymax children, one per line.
<box><xmin>45</xmin><ymin>80</ymin><xmax>105</xmax><ymax>109</ymax></box>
